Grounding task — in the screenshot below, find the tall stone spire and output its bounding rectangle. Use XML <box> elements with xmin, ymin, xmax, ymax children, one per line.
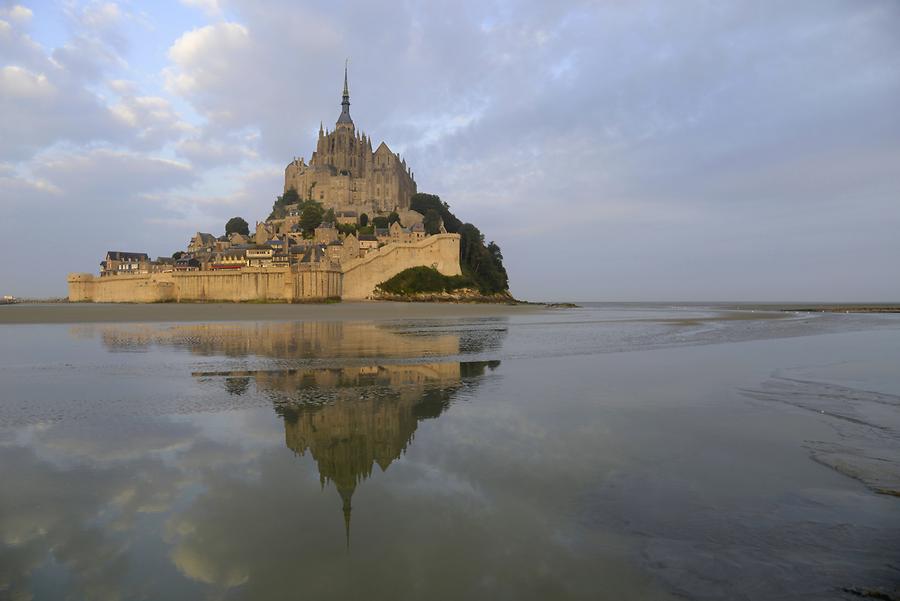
<box><xmin>337</xmin><ymin>59</ymin><xmax>353</xmax><ymax>126</ymax></box>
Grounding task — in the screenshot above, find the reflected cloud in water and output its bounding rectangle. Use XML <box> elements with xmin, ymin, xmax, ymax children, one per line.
<box><xmin>0</xmin><ymin>321</ymin><xmax>507</xmax><ymax>599</ymax></box>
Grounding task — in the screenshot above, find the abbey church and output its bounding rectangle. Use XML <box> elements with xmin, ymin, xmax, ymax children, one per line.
<box><xmin>284</xmin><ymin>66</ymin><xmax>418</xmax><ymax>217</ymax></box>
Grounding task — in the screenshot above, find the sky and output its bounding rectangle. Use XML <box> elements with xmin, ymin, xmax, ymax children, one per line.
<box><xmin>1</xmin><ymin>0</ymin><xmax>899</xmax><ymax>301</ymax></box>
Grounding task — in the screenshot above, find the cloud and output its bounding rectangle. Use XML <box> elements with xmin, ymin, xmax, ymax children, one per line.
<box><xmin>2</xmin><ymin>0</ymin><xmax>900</xmax><ymax>299</ymax></box>
<box><xmin>174</xmin><ymin>133</ymin><xmax>257</xmax><ymax>167</ymax></box>
<box><xmin>0</xmin><ymin>8</ymin><xmax>190</xmax><ymax>161</ymax></box>
<box><xmin>1</xmin><ymin>5</ymin><xmax>32</xmax><ymax>25</ymax></box>
<box><xmin>0</xmin><ymin>148</ymin><xmax>198</xmax><ymax>295</ymax></box>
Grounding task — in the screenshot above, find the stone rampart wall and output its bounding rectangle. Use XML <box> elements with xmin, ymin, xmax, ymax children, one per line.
<box><xmin>67</xmin><ymin>235</ymin><xmax>458</xmax><ymax>303</ymax></box>
<box><xmin>67</xmin><ymin>273</ymin><xmax>176</xmax><ymax>303</ymax></box>
<box><xmin>341</xmin><ymin>234</ymin><xmax>461</xmax><ymax>300</ymax></box>
<box><xmin>68</xmin><ymin>267</ymin><xmax>341</xmax><ymax>303</ymax></box>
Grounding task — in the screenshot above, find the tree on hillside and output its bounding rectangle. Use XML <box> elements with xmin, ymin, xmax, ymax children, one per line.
<box><xmin>423</xmin><ymin>209</ymin><xmax>442</xmax><ymax>235</ymax></box>
<box><xmin>299</xmin><ymin>200</ymin><xmax>325</xmax><ymax>235</ymax></box>
<box><xmin>388</xmin><ymin>211</ymin><xmax>401</xmax><ymax>226</ymax></box>
<box><xmin>359</xmin><ymin>213</ymin><xmax>369</xmax><ymax>227</ymax></box>
<box><xmin>336</xmin><ymin>223</ymin><xmax>357</xmax><ymax>236</ymax></box>
<box><xmin>172</xmin><ymin>251</ymin><xmax>184</xmax><ymax>260</ymax></box>
<box><xmin>458</xmin><ymin>223</ymin><xmax>508</xmax><ymax>294</ymax></box>
<box><xmin>411</xmin><ymin>192</ymin><xmax>461</xmax><ymax>233</ymax></box>
<box><xmin>324</xmin><ymin>208</ymin><xmax>336</xmax><ymax>224</ymax></box>
<box><xmin>268</xmin><ymin>187</ymin><xmax>301</xmax><ymax>220</ymax></box>
<box><xmin>372</xmin><ymin>216</ymin><xmax>389</xmax><ymax>229</ymax></box>
<box><xmin>225</xmin><ymin>216</ymin><xmax>250</xmax><ymax>236</ymax></box>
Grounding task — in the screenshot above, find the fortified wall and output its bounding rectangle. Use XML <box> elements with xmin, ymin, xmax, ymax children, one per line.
<box><xmin>341</xmin><ymin>233</ymin><xmax>460</xmax><ymax>300</ymax></box>
<box><xmin>68</xmin><ymin>234</ymin><xmax>460</xmax><ymax>303</ymax></box>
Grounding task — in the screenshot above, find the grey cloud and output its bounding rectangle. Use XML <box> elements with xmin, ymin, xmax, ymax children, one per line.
<box><xmin>175</xmin><ymin>133</ymin><xmax>258</xmax><ymax>167</ymax></box>
<box><xmin>0</xmin><ymin>149</ymin><xmax>198</xmax><ymax>296</ymax></box>
<box><xmin>3</xmin><ymin>0</ymin><xmax>900</xmax><ymax>299</ymax></box>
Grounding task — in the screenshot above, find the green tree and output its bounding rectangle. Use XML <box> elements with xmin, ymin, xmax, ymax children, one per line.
<box><xmin>411</xmin><ymin>192</ymin><xmax>462</xmax><ymax>233</ymax></box>
<box><xmin>372</xmin><ymin>216</ymin><xmax>389</xmax><ymax>229</ymax></box>
<box><xmin>359</xmin><ymin>213</ymin><xmax>369</xmax><ymax>227</ymax></box>
<box><xmin>423</xmin><ymin>209</ymin><xmax>442</xmax><ymax>235</ymax></box>
<box><xmin>225</xmin><ymin>216</ymin><xmax>250</xmax><ymax>236</ymax></box>
<box><xmin>299</xmin><ymin>200</ymin><xmax>325</xmax><ymax>235</ymax></box>
<box><xmin>172</xmin><ymin>251</ymin><xmax>184</xmax><ymax>260</ymax></box>
<box><xmin>267</xmin><ymin>187</ymin><xmax>300</xmax><ymax>220</ymax></box>
<box><xmin>388</xmin><ymin>211</ymin><xmax>401</xmax><ymax>226</ymax></box>
<box><xmin>458</xmin><ymin>223</ymin><xmax>508</xmax><ymax>294</ymax></box>
<box><xmin>323</xmin><ymin>208</ymin><xmax>336</xmax><ymax>224</ymax></box>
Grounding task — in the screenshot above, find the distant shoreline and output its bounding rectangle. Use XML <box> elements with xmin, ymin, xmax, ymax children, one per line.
<box><xmin>0</xmin><ymin>301</ymin><xmax>545</xmax><ymax>324</ymax></box>
<box><xmin>778</xmin><ymin>306</ymin><xmax>900</xmax><ymax>314</ymax></box>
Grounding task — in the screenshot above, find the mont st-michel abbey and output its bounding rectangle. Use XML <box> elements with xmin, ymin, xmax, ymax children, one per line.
<box><xmin>284</xmin><ymin>66</ymin><xmax>417</xmax><ymax>217</ymax></box>
<box><xmin>67</xmin><ymin>66</ymin><xmax>471</xmax><ymax>303</ymax></box>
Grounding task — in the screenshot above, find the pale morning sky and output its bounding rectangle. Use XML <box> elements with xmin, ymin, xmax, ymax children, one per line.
<box><xmin>1</xmin><ymin>0</ymin><xmax>898</xmax><ymax>300</ymax></box>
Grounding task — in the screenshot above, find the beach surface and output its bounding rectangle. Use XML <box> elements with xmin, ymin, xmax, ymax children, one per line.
<box><xmin>1</xmin><ymin>303</ymin><xmax>898</xmax><ymax>600</ymax></box>
<box><xmin>0</xmin><ymin>300</ymin><xmax>541</xmax><ymax>324</ymax></box>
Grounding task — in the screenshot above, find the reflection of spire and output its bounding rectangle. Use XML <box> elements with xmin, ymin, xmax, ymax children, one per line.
<box><xmin>339</xmin><ymin>484</ymin><xmax>353</xmax><ymax>550</ymax></box>
<box><xmin>275</xmin><ymin>362</ymin><xmax>501</xmax><ymax>549</ymax></box>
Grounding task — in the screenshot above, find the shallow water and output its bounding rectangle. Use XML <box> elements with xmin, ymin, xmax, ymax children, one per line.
<box><xmin>1</xmin><ymin>305</ymin><xmax>899</xmax><ymax>600</ymax></box>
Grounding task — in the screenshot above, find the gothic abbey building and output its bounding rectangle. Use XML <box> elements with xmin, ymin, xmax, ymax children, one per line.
<box><xmin>284</xmin><ymin>67</ymin><xmax>417</xmax><ymax>217</ymax></box>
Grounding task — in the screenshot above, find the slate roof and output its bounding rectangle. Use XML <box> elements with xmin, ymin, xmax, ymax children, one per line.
<box><xmin>105</xmin><ymin>251</ymin><xmax>149</xmax><ymax>261</ymax></box>
<box><xmin>299</xmin><ymin>245</ymin><xmax>327</xmax><ymax>263</ymax></box>
<box><xmin>193</xmin><ymin>233</ymin><xmax>215</xmax><ymax>244</ymax></box>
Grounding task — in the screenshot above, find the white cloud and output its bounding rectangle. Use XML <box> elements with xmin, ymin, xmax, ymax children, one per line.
<box><xmin>165</xmin><ymin>22</ymin><xmax>250</xmax><ymax>100</ymax></box>
<box><xmin>0</xmin><ymin>64</ymin><xmax>53</xmax><ymax>98</ymax></box>
<box><xmin>180</xmin><ymin>0</ymin><xmax>223</xmax><ymax>18</ymax></box>
<box><xmin>1</xmin><ymin>5</ymin><xmax>33</xmax><ymax>25</ymax></box>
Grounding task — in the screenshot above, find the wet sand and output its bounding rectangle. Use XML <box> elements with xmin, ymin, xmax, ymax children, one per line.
<box><xmin>1</xmin><ymin>304</ymin><xmax>899</xmax><ymax>599</ymax></box>
<box><xmin>0</xmin><ymin>301</ymin><xmax>542</xmax><ymax>324</ymax></box>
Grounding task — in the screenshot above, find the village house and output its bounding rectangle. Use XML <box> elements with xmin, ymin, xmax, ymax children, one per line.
<box><xmin>228</xmin><ymin>231</ymin><xmax>250</xmax><ymax>246</ymax></box>
<box><xmin>210</xmin><ymin>248</ymin><xmax>248</xmax><ymax>270</ymax></box>
<box><xmin>101</xmin><ymin>251</ymin><xmax>150</xmax><ymax>276</ymax></box>
<box><xmin>188</xmin><ymin>232</ymin><xmax>216</xmax><ymax>253</ymax></box>
<box><xmin>255</xmin><ymin>221</ymin><xmax>278</xmax><ymax>243</ymax></box>
<box><xmin>174</xmin><ymin>256</ymin><xmax>201</xmax><ymax>271</ymax></box>
<box><xmin>340</xmin><ymin>233</ymin><xmax>360</xmax><ymax>262</ymax></box>
<box><xmin>326</xmin><ymin>240</ymin><xmax>344</xmax><ymax>262</ymax></box>
<box><xmin>314</xmin><ymin>222</ymin><xmax>339</xmax><ymax>245</ymax></box>
<box><xmin>358</xmin><ymin>234</ymin><xmax>379</xmax><ymax>254</ymax></box>
<box><xmin>374</xmin><ymin>227</ymin><xmax>390</xmax><ymax>243</ymax></box>
<box><xmin>246</xmin><ymin>246</ymin><xmax>275</xmax><ymax>267</ymax></box>
<box><xmin>410</xmin><ymin>222</ymin><xmax>426</xmax><ymax>241</ymax></box>
<box><xmin>150</xmin><ymin>257</ymin><xmax>175</xmax><ymax>273</ymax></box>
<box><xmin>389</xmin><ymin>220</ymin><xmax>407</xmax><ymax>243</ymax></box>
<box><xmin>273</xmin><ymin>250</ymin><xmax>291</xmax><ymax>267</ymax></box>
<box><xmin>214</xmin><ymin>236</ymin><xmax>233</xmax><ymax>252</ymax></box>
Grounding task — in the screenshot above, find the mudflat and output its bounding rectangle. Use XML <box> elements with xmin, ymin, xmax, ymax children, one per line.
<box><xmin>1</xmin><ymin>303</ymin><xmax>899</xmax><ymax>599</ymax></box>
<box><xmin>0</xmin><ymin>301</ymin><xmax>542</xmax><ymax>324</ymax></box>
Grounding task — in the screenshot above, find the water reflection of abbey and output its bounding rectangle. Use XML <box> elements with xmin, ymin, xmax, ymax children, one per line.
<box><xmin>273</xmin><ymin>361</ymin><xmax>499</xmax><ymax>544</ymax></box>
<box><xmin>84</xmin><ymin>320</ymin><xmax>506</xmax><ymax>543</ymax></box>
<box><xmin>88</xmin><ymin>320</ymin><xmax>506</xmax><ymax>361</ymax></box>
